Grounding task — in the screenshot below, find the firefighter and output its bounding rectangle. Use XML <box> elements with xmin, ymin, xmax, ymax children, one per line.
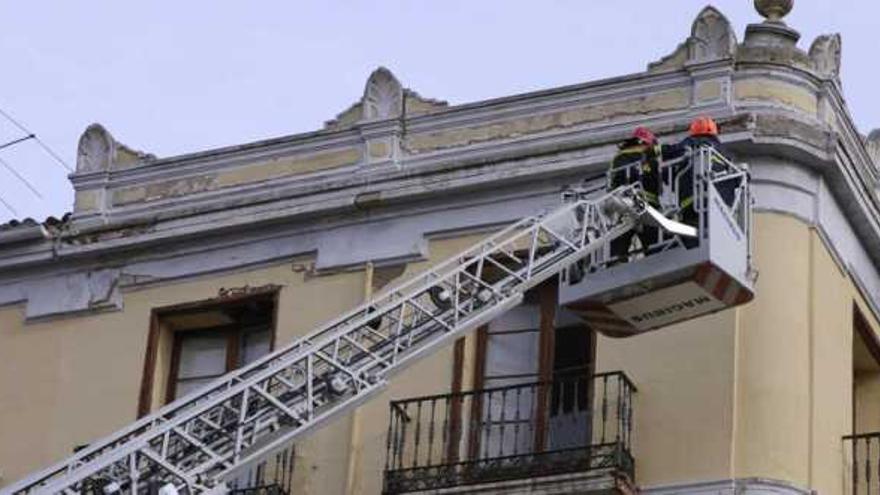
<box><xmin>608</xmin><ymin>127</ymin><xmax>662</xmax><ymax>263</ymax></box>
<box><xmin>663</xmin><ymin>116</ymin><xmax>727</xmax><ymax>248</ymax></box>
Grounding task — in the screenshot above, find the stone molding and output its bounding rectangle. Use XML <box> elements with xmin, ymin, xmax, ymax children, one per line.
<box><xmin>391</xmin><ymin>475</ymin><xmax>808</xmax><ymax>495</ymax></box>
<box><xmin>5</xmin><ymin>119</ymin><xmax>880</xmax><ymax>321</ymax></box>
<box><xmin>64</xmin><ymin>63</ymin><xmax>861</xmax><ymax>238</ymax></box>
<box><xmin>69</xmin><ymin>70</ymin><xmax>694</xmax><ymax>230</ymax></box>
<box><xmin>643</xmin><ymin>477</ymin><xmax>810</xmax><ymax>495</ymax></box>
<box><xmin>405</xmin><ymin>468</ymin><xmax>629</xmax><ymax>494</ymax></box>
<box><xmin>865</xmin><ymin>130</ymin><xmax>880</xmax><ymax>167</ymax></box>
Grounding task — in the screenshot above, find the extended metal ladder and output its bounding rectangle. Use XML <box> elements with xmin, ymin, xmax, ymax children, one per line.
<box><xmin>5</xmin><ymin>185</ymin><xmax>660</xmax><ymax>495</ymax></box>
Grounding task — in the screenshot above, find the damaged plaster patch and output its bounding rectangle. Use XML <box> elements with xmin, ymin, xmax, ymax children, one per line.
<box><xmin>216</xmin><ymin>284</ymin><xmax>281</xmax><ymax>300</ymax></box>
<box><xmin>214</xmin><ymin>148</ymin><xmax>361</xmax><ymax>188</ymax></box>
<box><xmin>734</xmin><ymin>79</ymin><xmax>818</xmax><ymax>115</ymax></box>
<box><xmin>87</xmin><ymin>269</ymin><xmax>120</xmax><ymax>307</ymax></box>
<box><xmin>404</xmin><ymin>89</ymin><xmax>690</xmax><ymax>154</ymax></box>
<box><xmin>110</xmin><ymin>148</ymin><xmax>361</xmax><ymax>207</ymax></box>
<box><xmin>113</xmin><ymin>175</ymin><xmax>218</xmax><ymax>206</ymax></box>
<box><xmin>25</xmin><ymin>269</ymin><xmax>123</xmax><ymax>320</ymax></box>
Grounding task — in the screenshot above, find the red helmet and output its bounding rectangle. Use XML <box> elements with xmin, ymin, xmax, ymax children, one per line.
<box><xmin>689</xmin><ymin>116</ymin><xmax>719</xmax><ymax>137</ymax></box>
<box><xmin>632</xmin><ymin>127</ymin><xmax>657</xmax><ymax>145</ymax></box>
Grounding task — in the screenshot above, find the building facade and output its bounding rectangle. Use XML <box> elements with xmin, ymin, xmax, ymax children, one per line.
<box><xmin>2</xmin><ymin>2</ymin><xmax>880</xmax><ymax>494</ymax></box>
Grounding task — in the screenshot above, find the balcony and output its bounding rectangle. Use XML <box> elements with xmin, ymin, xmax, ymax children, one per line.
<box><xmin>228</xmin><ymin>447</ymin><xmax>296</xmax><ymax>495</ymax></box>
<box><xmin>383</xmin><ymin>372</ymin><xmax>636</xmax><ymax>494</ymax></box>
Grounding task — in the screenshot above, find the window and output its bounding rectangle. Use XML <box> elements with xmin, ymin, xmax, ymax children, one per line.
<box><xmin>138</xmin><ymin>288</ymin><xmax>279</xmax><ymax>415</ymax></box>
<box><xmin>470</xmin><ymin>280</ymin><xmax>596</xmax><ymax>455</ymax></box>
<box><xmin>482</xmin><ymin>301</ymin><xmax>542</xmax><ymax>389</ymax></box>
<box><xmin>170</xmin><ymin>323</ymin><xmax>272</xmax><ymax>400</ymax></box>
<box><xmin>548</xmin><ymin>324</ymin><xmax>593</xmax><ymax>450</ymax></box>
<box><xmin>167</xmin><ymin>296</ymin><xmax>275</xmax><ymax>402</ymax></box>
<box><xmin>550</xmin><ymin>325</ymin><xmax>593</xmax><ymax>415</ymax></box>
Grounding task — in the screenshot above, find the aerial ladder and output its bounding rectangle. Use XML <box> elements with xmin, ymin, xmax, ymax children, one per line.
<box><xmin>3</xmin><ymin>148</ymin><xmax>754</xmax><ymax>495</ymax></box>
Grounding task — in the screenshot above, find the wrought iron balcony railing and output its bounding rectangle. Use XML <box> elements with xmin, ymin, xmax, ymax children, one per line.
<box><xmin>845</xmin><ymin>432</ymin><xmax>880</xmax><ymax>495</ymax></box>
<box><xmin>383</xmin><ymin>371</ymin><xmax>636</xmax><ymax>494</ymax></box>
<box><xmin>228</xmin><ymin>447</ymin><xmax>296</xmax><ymax>495</ymax></box>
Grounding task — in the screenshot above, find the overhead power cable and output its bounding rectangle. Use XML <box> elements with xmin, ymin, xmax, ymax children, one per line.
<box><xmin>0</xmin><ymin>107</ymin><xmax>73</xmax><ymax>172</ymax></box>
<box><xmin>0</xmin><ymin>156</ymin><xmax>43</xmax><ymax>199</ymax></box>
<box><xmin>0</xmin><ymin>195</ymin><xmax>18</xmax><ymax>216</ymax></box>
<box><xmin>0</xmin><ymin>134</ymin><xmax>35</xmax><ymax>151</ymax></box>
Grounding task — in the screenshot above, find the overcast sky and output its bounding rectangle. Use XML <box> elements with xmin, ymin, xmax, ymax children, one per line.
<box><xmin>0</xmin><ymin>1</ymin><xmax>876</xmax><ymax>223</ymax></box>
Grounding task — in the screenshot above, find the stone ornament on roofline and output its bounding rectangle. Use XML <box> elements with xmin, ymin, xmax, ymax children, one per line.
<box><xmin>76</xmin><ymin>123</ymin><xmax>155</xmax><ymax>173</ymax></box>
<box><xmin>754</xmin><ymin>0</ymin><xmax>793</xmax><ymax>24</ymax></box>
<box><xmin>809</xmin><ymin>33</ymin><xmax>842</xmax><ymax>78</ymax></box>
<box><xmin>324</xmin><ymin>67</ymin><xmax>447</xmax><ymax>129</ymax></box>
<box><xmin>76</xmin><ymin>124</ymin><xmax>115</xmax><ymax>173</ymax></box>
<box><xmin>363</xmin><ymin>67</ymin><xmax>403</xmax><ymax>120</ymax></box>
<box><xmin>647</xmin><ymin>6</ymin><xmax>737</xmax><ymax>72</ymax></box>
<box><xmin>688</xmin><ymin>6</ymin><xmax>737</xmax><ymax>64</ymax></box>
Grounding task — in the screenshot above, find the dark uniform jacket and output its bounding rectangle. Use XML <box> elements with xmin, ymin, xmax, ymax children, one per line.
<box><xmin>609</xmin><ymin>138</ymin><xmax>663</xmax><ymax>206</ymax></box>
<box><xmin>661</xmin><ymin>135</ymin><xmax>725</xmax><ymax>209</ymax></box>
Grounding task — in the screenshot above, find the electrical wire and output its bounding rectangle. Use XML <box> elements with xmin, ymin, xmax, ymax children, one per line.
<box><xmin>0</xmin><ymin>156</ymin><xmax>43</xmax><ymax>199</ymax></box>
<box><xmin>0</xmin><ymin>195</ymin><xmax>18</xmax><ymax>216</ymax></box>
<box><xmin>0</xmin><ymin>107</ymin><xmax>73</xmax><ymax>172</ymax></box>
<box><xmin>0</xmin><ymin>134</ymin><xmax>35</xmax><ymax>151</ymax></box>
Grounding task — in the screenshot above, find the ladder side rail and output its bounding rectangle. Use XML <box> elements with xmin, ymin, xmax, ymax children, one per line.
<box><xmin>7</xmin><ymin>187</ymin><xmax>643</xmax><ymax>495</ymax></box>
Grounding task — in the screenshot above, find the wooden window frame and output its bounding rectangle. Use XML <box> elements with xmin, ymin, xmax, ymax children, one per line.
<box><xmin>465</xmin><ymin>277</ymin><xmax>597</xmax><ymax>457</ymax></box>
<box><xmin>138</xmin><ymin>287</ymin><xmax>281</xmax><ymax>418</ymax></box>
<box><xmin>448</xmin><ymin>337</ymin><xmax>467</xmax><ymax>462</ymax></box>
<box><xmin>465</xmin><ymin>279</ymin><xmax>559</xmax><ymax>458</ymax></box>
<box><xmin>533</xmin><ymin>280</ymin><xmax>558</xmax><ymax>453</ymax></box>
<box><xmin>165</xmin><ymin>324</ymin><xmax>266</xmax><ymax>404</ymax></box>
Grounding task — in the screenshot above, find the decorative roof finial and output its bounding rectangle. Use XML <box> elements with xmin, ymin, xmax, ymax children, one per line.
<box><xmin>755</xmin><ymin>0</ymin><xmax>793</xmax><ymax>24</ymax></box>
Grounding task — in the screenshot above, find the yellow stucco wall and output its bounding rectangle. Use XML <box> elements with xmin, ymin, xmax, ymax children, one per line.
<box><xmin>805</xmin><ymin>228</ymin><xmax>853</xmax><ymax>495</ymax></box>
<box><xmin>0</xmin><ymin>261</ymin><xmax>366</xmax><ymax>488</ymax></box>
<box><xmin>733</xmin><ymin>215</ymin><xmax>876</xmax><ymax>495</ymax></box>
<box><xmin>734</xmin><ymin>213</ymin><xmax>813</xmax><ymax>485</ymax></box>
<box><xmin>596</xmin><ymin>309</ymin><xmax>737</xmax><ymax>485</ymax></box>
<box><xmin>596</xmin><ymin>213</ymin><xmax>879</xmax><ymax>494</ymax></box>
